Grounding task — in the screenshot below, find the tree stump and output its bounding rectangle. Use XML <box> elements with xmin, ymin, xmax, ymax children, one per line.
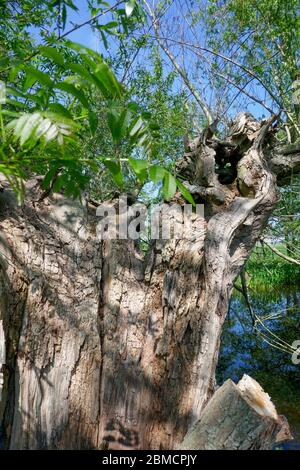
<box><xmin>178</xmin><ymin>375</ymin><xmax>288</xmax><ymax>450</ymax></box>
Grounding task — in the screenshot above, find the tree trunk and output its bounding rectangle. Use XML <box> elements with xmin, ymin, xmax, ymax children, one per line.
<box><xmin>0</xmin><ymin>113</ymin><xmax>298</xmax><ymax>450</ymax></box>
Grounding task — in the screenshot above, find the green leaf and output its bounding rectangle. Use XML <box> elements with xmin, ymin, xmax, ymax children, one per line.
<box><xmin>100</xmin><ymin>30</ymin><xmax>108</xmax><ymax>50</ymax></box>
<box><xmin>24</xmin><ymin>66</ymin><xmax>54</xmax><ymax>88</ymax></box>
<box><xmin>68</xmin><ymin>63</ymin><xmax>110</xmax><ymax>97</ymax></box>
<box><xmin>65</xmin><ymin>0</ymin><xmax>78</xmax><ymax>11</ymax></box>
<box><xmin>0</xmin><ymin>80</ymin><xmax>6</xmax><ymax>103</ymax></box>
<box><xmin>9</xmin><ymin>112</ymin><xmax>77</xmax><ymax>147</ymax></box>
<box><xmin>62</xmin><ymin>4</ymin><xmax>67</xmax><ymax>30</ymax></box>
<box><xmin>162</xmin><ymin>172</ymin><xmax>177</xmax><ymax>201</ymax></box>
<box><xmin>48</xmin><ymin>103</ymin><xmax>73</xmax><ymax>119</ymax></box>
<box><xmin>19</xmin><ymin>112</ymin><xmax>43</xmax><ymax>145</ymax></box>
<box><xmin>88</xmin><ymin>110</ymin><xmax>98</xmax><ymax>134</ymax></box>
<box><xmin>107</xmin><ymin>109</ymin><xmax>120</xmax><ymax>143</ymax></box>
<box><xmin>42</xmin><ymin>165</ymin><xmax>60</xmax><ymax>190</ymax></box>
<box><xmin>68</xmin><ymin>62</ymin><xmax>93</xmax><ymax>81</ymax></box>
<box><xmin>1</xmin><ymin>110</ymin><xmax>19</xmax><ymax>118</ymax></box>
<box><xmin>5</xmin><ymin>98</ymin><xmax>26</xmax><ymax>108</ymax></box>
<box><xmin>42</xmin><ymin>111</ymin><xmax>78</xmax><ymax>129</ymax></box>
<box><xmin>40</xmin><ymin>46</ymin><xmax>65</xmax><ymax>66</ymax></box>
<box><xmin>102</xmin><ymin>21</ymin><xmax>119</xmax><ymax>29</ymax></box>
<box><xmin>0</xmin><ymin>57</ymin><xmax>9</xmax><ymax>71</ymax></box>
<box><xmin>8</xmin><ymin>112</ymin><xmax>44</xmax><ymax>146</ymax></box>
<box><xmin>141</xmin><ymin>111</ymin><xmax>151</xmax><ymax>120</ymax></box>
<box><xmin>149</xmin><ymin>121</ymin><xmax>160</xmax><ymax>131</ymax></box>
<box><xmin>88</xmin><ymin>73</ymin><xmax>109</xmax><ymax>96</ymax></box>
<box><xmin>129</xmin><ymin>116</ymin><xmax>144</xmax><ymax>138</ymax></box>
<box><xmin>41</xmin><ymin>123</ymin><xmax>58</xmax><ymax>142</ymax></box>
<box><xmin>107</xmin><ymin>107</ymin><xmax>131</xmax><ymax>144</ymax></box>
<box><xmin>63</xmin><ymin>41</ymin><xmax>122</xmax><ymax>99</ymax></box>
<box><xmin>64</xmin><ymin>40</ymin><xmax>103</xmax><ymax>66</ymax></box>
<box><xmin>52</xmin><ymin>174</ymin><xmax>65</xmax><ymax>192</ymax></box>
<box><xmin>125</xmin><ymin>0</ymin><xmax>136</xmax><ymax>17</ymax></box>
<box><xmin>128</xmin><ymin>158</ymin><xmax>148</xmax><ymax>172</ymax></box>
<box><xmin>34</xmin><ymin>118</ymin><xmax>52</xmax><ymax>140</ymax></box>
<box><xmin>9</xmin><ymin>64</ymin><xmax>20</xmax><ymax>82</ymax></box>
<box><xmin>23</xmin><ymin>74</ymin><xmax>36</xmax><ymax>91</ymax></box>
<box><xmin>7</xmin><ymin>113</ymin><xmax>28</xmax><ymax>137</ymax></box>
<box><xmin>102</xmin><ymin>160</ymin><xmax>123</xmax><ymax>187</ymax></box>
<box><xmin>136</xmin><ymin>131</ymin><xmax>148</xmax><ymax>146</ymax></box>
<box><xmin>6</xmin><ymin>86</ymin><xmax>24</xmax><ymax>98</ymax></box>
<box><xmin>128</xmin><ymin>158</ymin><xmax>148</xmax><ymax>183</ymax></box>
<box><xmin>54</xmin><ymin>82</ymin><xmax>89</xmax><ymax>108</ymax></box>
<box><xmin>127</xmin><ymin>101</ymin><xmax>139</xmax><ymax>113</ymax></box>
<box><xmin>149</xmin><ymin>165</ymin><xmax>165</xmax><ymax>183</ymax></box>
<box><xmin>95</xmin><ymin>62</ymin><xmax>122</xmax><ymax>98</ymax></box>
<box><xmin>176</xmin><ymin>180</ymin><xmax>195</xmax><ymax>206</ymax></box>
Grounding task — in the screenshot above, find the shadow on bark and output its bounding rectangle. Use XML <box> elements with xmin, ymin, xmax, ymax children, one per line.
<box><xmin>0</xmin><ymin>191</ymin><xmax>204</xmax><ymax>449</ymax></box>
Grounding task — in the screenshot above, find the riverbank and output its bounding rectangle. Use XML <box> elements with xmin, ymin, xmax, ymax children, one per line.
<box><xmin>246</xmin><ymin>244</ymin><xmax>300</xmax><ymax>289</ymax></box>
<box><xmin>218</xmin><ymin>242</ymin><xmax>300</xmax><ymax>438</ymax></box>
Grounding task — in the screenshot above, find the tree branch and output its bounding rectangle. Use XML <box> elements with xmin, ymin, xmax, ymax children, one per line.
<box><xmin>148</xmin><ymin>35</ymin><xmax>282</xmax><ymax>109</ymax></box>
<box><xmin>260</xmin><ymin>238</ymin><xmax>300</xmax><ymax>266</ymax></box>
<box><xmin>60</xmin><ymin>1</ymin><xmax>124</xmax><ymax>39</ymax></box>
<box><xmin>142</xmin><ymin>0</ymin><xmax>213</xmax><ymax>125</ymax></box>
<box><xmin>270</xmin><ymin>148</ymin><xmax>300</xmax><ymax>183</ymax></box>
<box><xmin>240</xmin><ymin>271</ymin><xmax>255</xmax><ymax>325</ymax></box>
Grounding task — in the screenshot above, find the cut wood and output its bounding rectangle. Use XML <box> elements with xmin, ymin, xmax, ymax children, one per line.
<box><xmin>177</xmin><ymin>375</ymin><xmax>287</xmax><ymax>450</ymax></box>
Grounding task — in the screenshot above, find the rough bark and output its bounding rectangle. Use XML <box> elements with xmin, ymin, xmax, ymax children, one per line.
<box><xmin>0</xmin><ymin>320</ymin><xmax>4</xmax><ymax>401</ymax></box>
<box><xmin>0</xmin><ymin>113</ymin><xmax>298</xmax><ymax>450</ymax></box>
<box><xmin>177</xmin><ymin>375</ymin><xmax>284</xmax><ymax>450</ymax></box>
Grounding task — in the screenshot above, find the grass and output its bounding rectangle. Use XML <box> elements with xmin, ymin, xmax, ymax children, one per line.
<box><xmin>246</xmin><ymin>243</ymin><xmax>300</xmax><ymax>289</ymax></box>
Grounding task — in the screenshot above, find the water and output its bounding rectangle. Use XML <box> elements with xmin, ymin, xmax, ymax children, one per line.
<box><xmin>217</xmin><ymin>286</ymin><xmax>300</xmax><ymax>438</ymax></box>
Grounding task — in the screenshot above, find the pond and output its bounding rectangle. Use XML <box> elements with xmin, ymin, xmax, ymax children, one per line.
<box><xmin>217</xmin><ymin>285</ymin><xmax>300</xmax><ymax>438</ymax></box>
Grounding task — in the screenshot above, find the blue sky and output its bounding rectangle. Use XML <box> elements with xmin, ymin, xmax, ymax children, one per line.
<box><xmin>64</xmin><ymin>3</ymin><xmax>100</xmax><ymax>51</ymax></box>
<box><xmin>29</xmin><ymin>1</ymin><xmax>105</xmax><ymax>52</ymax></box>
<box><xmin>28</xmin><ymin>0</ymin><xmax>272</xmax><ymax>121</ymax></box>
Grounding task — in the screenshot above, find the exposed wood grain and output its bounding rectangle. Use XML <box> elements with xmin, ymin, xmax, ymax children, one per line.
<box><xmin>177</xmin><ymin>375</ymin><xmax>283</xmax><ymax>450</ymax></box>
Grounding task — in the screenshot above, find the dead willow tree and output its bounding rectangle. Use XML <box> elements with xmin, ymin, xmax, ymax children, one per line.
<box><xmin>0</xmin><ymin>113</ymin><xmax>299</xmax><ymax>450</ymax></box>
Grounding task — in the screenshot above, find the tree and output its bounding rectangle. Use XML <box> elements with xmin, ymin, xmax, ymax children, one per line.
<box><xmin>0</xmin><ymin>0</ymin><xmax>299</xmax><ymax>449</ymax></box>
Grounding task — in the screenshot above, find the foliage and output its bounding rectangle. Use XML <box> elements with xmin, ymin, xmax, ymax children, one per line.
<box><xmin>204</xmin><ymin>0</ymin><xmax>300</xmax><ymax>133</ymax></box>
<box><xmin>251</xmin><ymin>174</ymin><xmax>300</xmax><ymax>285</ymax></box>
<box><xmin>136</xmin><ymin>0</ymin><xmax>299</xmax><ymax>140</ymax></box>
<box><xmin>0</xmin><ymin>0</ymin><xmax>298</xmax><ymax>214</ymax></box>
<box><xmin>0</xmin><ymin>1</ymin><xmax>194</xmax><ymax>204</ymax></box>
<box><xmin>246</xmin><ymin>243</ymin><xmax>300</xmax><ymax>289</ymax></box>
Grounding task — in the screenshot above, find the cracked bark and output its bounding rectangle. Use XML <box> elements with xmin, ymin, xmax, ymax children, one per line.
<box><xmin>0</xmin><ymin>113</ymin><xmax>299</xmax><ymax>449</ymax></box>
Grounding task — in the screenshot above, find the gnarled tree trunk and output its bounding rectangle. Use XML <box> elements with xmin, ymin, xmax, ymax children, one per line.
<box><xmin>0</xmin><ymin>113</ymin><xmax>299</xmax><ymax>449</ymax></box>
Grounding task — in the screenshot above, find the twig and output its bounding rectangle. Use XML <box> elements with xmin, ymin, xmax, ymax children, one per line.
<box><xmin>148</xmin><ymin>35</ymin><xmax>282</xmax><ymax>109</ymax></box>
<box><xmin>240</xmin><ymin>270</ymin><xmax>255</xmax><ymax>326</ymax></box>
<box><xmin>260</xmin><ymin>238</ymin><xmax>300</xmax><ymax>266</ymax></box>
<box><xmin>142</xmin><ymin>0</ymin><xmax>213</xmax><ymax>124</ymax></box>
<box><xmin>60</xmin><ymin>1</ymin><xmax>124</xmax><ymax>39</ymax></box>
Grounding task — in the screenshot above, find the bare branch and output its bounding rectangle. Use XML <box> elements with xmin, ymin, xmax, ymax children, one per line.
<box><xmin>142</xmin><ymin>0</ymin><xmax>213</xmax><ymax>125</ymax></box>
<box><xmin>60</xmin><ymin>1</ymin><xmax>124</xmax><ymax>39</ymax></box>
<box><xmin>209</xmin><ymin>68</ymin><xmax>274</xmax><ymax>114</ymax></box>
<box><xmin>271</xmin><ymin>148</ymin><xmax>300</xmax><ymax>183</ymax></box>
<box><xmin>261</xmin><ymin>238</ymin><xmax>300</xmax><ymax>266</ymax></box>
<box><xmin>150</xmin><ymin>35</ymin><xmax>282</xmax><ymax>109</ymax></box>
